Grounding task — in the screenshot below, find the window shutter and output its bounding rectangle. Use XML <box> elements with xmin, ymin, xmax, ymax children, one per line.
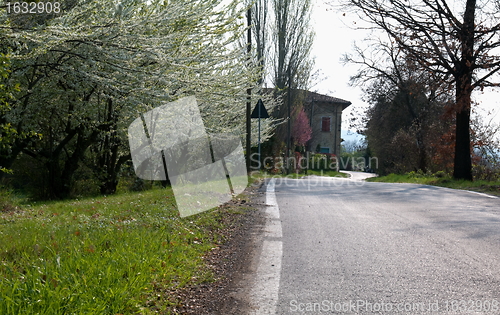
<box><xmin>321</xmin><ymin>117</ymin><xmax>330</xmax><ymax>132</ymax></box>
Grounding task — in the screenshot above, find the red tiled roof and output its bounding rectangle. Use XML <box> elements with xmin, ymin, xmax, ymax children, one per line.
<box><xmin>304</xmin><ymin>90</ymin><xmax>351</xmax><ymax>106</ymax></box>
<box><xmin>262</xmin><ymin>88</ymin><xmax>351</xmax><ymax>108</ymax></box>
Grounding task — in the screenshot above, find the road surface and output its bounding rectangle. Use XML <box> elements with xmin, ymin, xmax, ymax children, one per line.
<box><xmin>246</xmin><ymin>173</ymin><xmax>500</xmax><ymax>314</ymax></box>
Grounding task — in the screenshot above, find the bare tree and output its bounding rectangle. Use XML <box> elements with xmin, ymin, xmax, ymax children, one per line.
<box><xmin>340</xmin><ymin>0</ymin><xmax>500</xmax><ymax>180</ymax></box>
<box><xmin>245</xmin><ymin>0</ymin><xmax>269</xmax><ymax>86</ymax></box>
<box><xmin>272</xmin><ymin>0</ymin><xmax>315</xmax><ymax>91</ymax></box>
<box><xmin>244</xmin><ymin>0</ymin><xmax>315</xmax><ymax>90</ymax></box>
<box><xmin>242</xmin><ymin>0</ymin><xmax>315</xmax><ymax>173</ymax></box>
<box><xmin>273</xmin><ymin>0</ymin><xmax>315</xmax><ymax>155</ymax></box>
<box><xmin>344</xmin><ymin>41</ymin><xmax>454</xmax><ymax>174</ymax></box>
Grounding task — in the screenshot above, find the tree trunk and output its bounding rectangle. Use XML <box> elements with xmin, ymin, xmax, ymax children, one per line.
<box><xmin>453</xmin><ymin>0</ymin><xmax>476</xmax><ymax>181</ymax></box>
<box><xmin>99</xmin><ymin>152</ymin><xmax>132</xmax><ymax>194</ymax></box>
<box><xmin>276</xmin><ymin>0</ymin><xmax>287</xmax><ymax>90</ymax></box>
<box><xmin>453</xmin><ymin>74</ymin><xmax>473</xmax><ymax>181</ymax></box>
<box><xmin>453</xmin><ymin>102</ymin><xmax>472</xmax><ymax>180</ymax></box>
<box><xmin>61</xmin><ymin>130</ymin><xmax>98</xmax><ymax>197</ymax></box>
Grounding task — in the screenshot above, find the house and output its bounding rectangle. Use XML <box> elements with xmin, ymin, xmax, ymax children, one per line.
<box><xmin>262</xmin><ymin>88</ymin><xmax>351</xmax><ymax>158</ymax></box>
<box><xmin>302</xmin><ymin>90</ymin><xmax>351</xmax><ymax>157</ymax></box>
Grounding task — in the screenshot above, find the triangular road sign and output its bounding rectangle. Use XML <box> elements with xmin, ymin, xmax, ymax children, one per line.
<box><xmin>251</xmin><ymin>99</ymin><xmax>269</xmax><ymax>118</ymax></box>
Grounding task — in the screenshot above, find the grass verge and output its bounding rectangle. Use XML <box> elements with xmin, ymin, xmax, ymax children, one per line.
<box><xmin>305</xmin><ymin>170</ymin><xmax>350</xmax><ymax>178</ymax></box>
<box><xmin>249</xmin><ymin>169</ymin><xmax>349</xmax><ymax>179</ymax></box>
<box><xmin>367</xmin><ymin>172</ymin><xmax>500</xmax><ymax>196</ymax></box>
<box><xmin>0</xmin><ymin>184</ymin><xmax>253</xmax><ymax>314</ymax></box>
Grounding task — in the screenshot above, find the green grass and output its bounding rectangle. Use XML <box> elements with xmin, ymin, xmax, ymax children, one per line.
<box><xmin>249</xmin><ymin>169</ymin><xmax>349</xmax><ymax>180</ymax></box>
<box><xmin>0</xmin><ymin>185</ymin><xmax>249</xmax><ymax>314</ymax></box>
<box><xmin>305</xmin><ymin>169</ymin><xmax>350</xmax><ymax>178</ymax></box>
<box><xmin>366</xmin><ymin>173</ymin><xmax>440</xmax><ymax>184</ymax></box>
<box><xmin>367</xmin><ymin>172</ymin><xmax>500</xmax><ymax>196</ymax></box>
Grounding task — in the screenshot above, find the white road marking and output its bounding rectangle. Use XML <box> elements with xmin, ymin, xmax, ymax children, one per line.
<box><xmin>264</xmin><ymin>219</ymin><xmax>282</xmax><ymax>238</ymax></box>
<box><xmin>249</xmin><ymin>178</ymin><xmax>283</xmax><ymax>315</ymax></box>
<box><xmin>249</xmin><ymin>240</ymin><xmax>282</xmax><ymax>315</ymax></box>
<box><xmin>465</xmin><ymin>190</ymin><xmax>499</xmax><ymax>199</ymax></box>
<box><xmin>265</xmin><ymin>179</ymin><xmax>280</xmax><ymax>218</ymax></box>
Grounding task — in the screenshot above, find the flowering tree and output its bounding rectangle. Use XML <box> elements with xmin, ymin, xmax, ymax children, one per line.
<box><xmin>1</xmin><ymin>0</ymin><xmax>280</xmax><ymax>197</ymax></box>
<box><xmin>292</xmin><ymin>107</ymin><xmax>312</xmax><ymax>148</ymax></box>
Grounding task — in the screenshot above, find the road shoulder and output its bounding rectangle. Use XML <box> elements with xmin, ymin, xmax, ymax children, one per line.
<box><xmin>170</xmin><ymin>180</ymin><xmax>268</xmax><ymax>314</ymax></box>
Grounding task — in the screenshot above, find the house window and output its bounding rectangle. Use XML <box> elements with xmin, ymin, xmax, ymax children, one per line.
<box><xmin>320</xmin><ymin>147</ymin><xmax>330</xmax><ymax>153</ymax></box>
<box><xmin>321</xmin><ymin>117</ymin><xmax>331</xmax><ymax>132</ymax></box>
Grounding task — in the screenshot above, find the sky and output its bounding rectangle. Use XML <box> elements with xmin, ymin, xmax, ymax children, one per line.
<box><xmin>309</xmin><ymin>0</ymin><xmax>500</xmax><ymax>137</ymax></box>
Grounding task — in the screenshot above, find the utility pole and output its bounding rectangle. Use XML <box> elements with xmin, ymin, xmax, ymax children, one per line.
<box><xmin>286</xmin><ymin>66</ymin><xmax>292</xmax><ymax>174</ymax></box>
<box><xmin>246</xmin><ymin>7</ymin><xmax>252</xmax><ymax>172</ymax></box>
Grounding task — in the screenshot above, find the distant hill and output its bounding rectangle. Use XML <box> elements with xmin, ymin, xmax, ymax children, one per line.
<box><xmin>341</xmin><ymin>130</ymin><xmax>365</xmax><ymax>143</ymax></box>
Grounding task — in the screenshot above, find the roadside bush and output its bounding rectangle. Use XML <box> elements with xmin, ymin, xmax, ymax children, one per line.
<box><xmin>0</xmin><ymin>188</ymin><xmax>19</xmax><ymax>212</ymax></box>
<box><xmin>407</xmin><ymin>170</ymin><xmax>427</xmax><ymax>178</ymax></box>
<box><xmin>407</xmin><ymin>170</ymin><xmax>450</xmax><ymax>180</ymax></box>
<box><xmin>434</xmin><ymin>170</ymin><xmax>447</xmax><ymax>178</ymax></box>
<box><xmin>472</xmin><ymin>164</ymin><xmax>500</xmax><ymax>181</ymax></box>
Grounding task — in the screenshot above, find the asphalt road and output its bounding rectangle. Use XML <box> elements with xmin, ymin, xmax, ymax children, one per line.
<box><xmin>248</xmin><ymin>173</ymin><xmax>500</xmax><ymax>315</ymax></box>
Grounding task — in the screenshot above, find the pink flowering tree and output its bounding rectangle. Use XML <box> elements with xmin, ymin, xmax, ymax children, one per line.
<box><xmin>292</xmin><ymin>108</ymin><xmax>312</xmax><ymax>149</ymax></box>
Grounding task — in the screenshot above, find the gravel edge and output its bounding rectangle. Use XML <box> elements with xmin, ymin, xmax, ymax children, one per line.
<box><xmin>167</xmin><ymin>180</ymin><xmax>267</xmax><ymax>314</ymax></box>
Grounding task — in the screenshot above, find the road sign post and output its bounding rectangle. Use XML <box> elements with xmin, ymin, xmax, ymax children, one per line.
<box><xmin>251</xmin><ymin>99</ymin><xmax>269</xmax><ymax>170</ymax></box>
